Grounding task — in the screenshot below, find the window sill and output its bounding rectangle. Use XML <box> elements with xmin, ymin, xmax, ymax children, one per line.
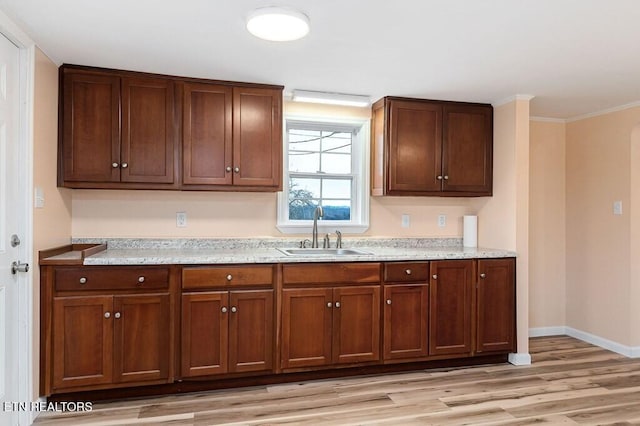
<box><xmin>276</xmin><ymin>222</ymin><xmax>369</xmax><ymax>234</ymax></box>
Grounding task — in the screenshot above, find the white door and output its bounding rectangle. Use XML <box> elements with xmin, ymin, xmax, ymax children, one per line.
<box><xmin>0</xmin><ymin>32</ymin><xmax>25</xmax><ymax>426</ymax></box>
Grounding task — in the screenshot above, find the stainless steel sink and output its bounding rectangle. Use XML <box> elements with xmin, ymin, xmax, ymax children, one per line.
<box><xmin>277</xmin><ymin>248</ymin><xmax>373</xmax><ymax>256</ymax></box>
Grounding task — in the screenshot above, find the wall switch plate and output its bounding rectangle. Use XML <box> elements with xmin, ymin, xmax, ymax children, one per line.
<box><xmin>176</xmin><ymin>212</ymin><xmax>187</xmax><ymax>227</ymax></box>
<box><xmin>438</xmin><ymin>214</ymin><xmax>446</xmax><ymax>228</ymax></box>
<box><xmin>34</xmin><ymin>186</ymin><xmax>44</xmax><ymax>208</ymax></box>
<box><xmin>613</xmin><ymin>201</ymin><xmax>623</xmax><ymax>215</ymax></box>
<box><xmin>401</xmin><ymin>214</ymin><xmax>410</xmax><ymax>228</ymax></box>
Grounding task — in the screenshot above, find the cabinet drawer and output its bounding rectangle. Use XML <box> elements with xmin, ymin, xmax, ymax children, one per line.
<box><xmin>283</xmin><ymin>263</ymin><xmax>381</xmax><ymax>285</ymax></box>
<box><xmin>384</xmin><ymin>262</ymin><xmax>429</xmax><ymax>283</ymax></box>
<box><xmin>55</xmin><ymin>267</ymin><xmax>169</xmax><ymax>291</ymax></box>
<box><xmin>182</xmin><ymin>265</ymin><xmax>274</xmax><ymax>290</ymax></box>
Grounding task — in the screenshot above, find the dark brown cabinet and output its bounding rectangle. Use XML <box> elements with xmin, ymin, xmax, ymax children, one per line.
<box><xmin>180</xmin><ymin>265</ymin><xmax>274</xmax><ymax>377</ymax></box>
<box><xmin>60</xmin><ymin>67</ymin><xmax>177</xmax><ymax>188</ymax></box>
<box><xmin>429</xmin><ymin>260</ymin><xmax>474</xmax><ymax>356</ymax></box>
<box><xmin>382</xmin><ymin>262</ymin><xmax>430</xmax><ymax>361</ymax></box>
<box><xmin>280</xmin><ymin>263</ymin><xmax>381</xmax><ymax>369</ymax></box>
<box><xmin>371</xmin><ymin>97</ymin><xmax>492</xmax><ymax>196</ymax></box>
<box><xmin>476</xmin><ymin>258</ymin><xmax>516</xmax><ymax>353</ymax></box>
<box><xmin>48</xmin><ymin>267</ymin><xmax>172</xmax><ymax>393</ymax></box>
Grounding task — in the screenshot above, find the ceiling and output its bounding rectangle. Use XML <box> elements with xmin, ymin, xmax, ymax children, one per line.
<box><xmin>1</xmin><ymin>0</ymin><xmax>639</xmax><ymax>119</ymax></box>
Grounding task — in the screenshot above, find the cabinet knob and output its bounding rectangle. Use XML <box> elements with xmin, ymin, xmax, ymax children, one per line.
<box><xmin>79</xmin><ymin>277</ymin><xmax>87</xmax><ymax>284</ymax></box>
<box><xmin>121</xmin><ymin>162</ymin><xmax>128</xmax><ymax>169</ymax></box>
<box><xmin>138</xmin><ymin>276</ymin><xmax>145</xmax><ymax>283</ymax></box>
<box><xmin>114</xmin><ymin>312</ymin><xmax>121</xmax><ymax>319</ymax></box>
<box><xmin>234</xmin><ymin>167</ymin><xmax>240</xmax><ymax>173</ymax></box>
<box><xmin>335</xmin><ymin>301</ymin><xmax>341</xmax><ymax>308</ymax></box>
<box><xmin>437</xmin><ymin>175</ymin><xmax>443</xmax><ymax>180</ymax></box>
<box><xmin>231</xmin><ymin>306</ymin><xmax>237</xmax><ymax>313</ymax></box>
<box><xmin>405</xmin><ymin>269</ymin><xmax>412</xmax><ymax>275</ymax></box>
<box><xmin>112</xmin><ymin>162</ymin><xmax>119</xmax><ymax>168</ymax></box>
<box><xmin>226</xmin><ymin>166</ymin><xmax>232</xmax><ymax>172</ymax></box>
<box><xmin>432</xmin><ymin>274</ymin><xmax>438</xmax><ymax>280</ymax></box>
<box><xmin>443</xmin><ymin>175</ymin><xmax>449</xmax><ymax>180</ymax></box>
<box><xmin>221</xmin><ymin>307</ymin><xmax>228</xmax><ymax>313</ymax></box>
<box><xmin>327</xmin><ymin>302</ymin><xmax>332</xmax><ymax>308</ymax></box>
<box><xmin>386</xmin><ymin>299</ymin><xmax>392</xmax><ymax>305</ymax></box>
<box><xmin>104</xmin><ymin>312</ymin><xmax>111</xmax><ymax>319</ymax></box>
<box><xmin>480</xmin><ymin>273</ymin><xmax>486</xmax><ymax>279</ymax></box>
<box><xmin>226</xmin><ymin>274</ymin><xmax>233</xmax><ymax>281</ymax></box>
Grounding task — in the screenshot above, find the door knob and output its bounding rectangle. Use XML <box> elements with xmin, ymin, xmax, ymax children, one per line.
<box><xmin>11</xmin><ymin>261</ymin><xmax>29</xmax><ymax>275</ymax></box>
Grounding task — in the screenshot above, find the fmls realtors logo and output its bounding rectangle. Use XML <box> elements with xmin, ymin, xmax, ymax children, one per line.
<box><xmin>2</xmin><ymin>401</ymin><xmax>93</xmax><ymax>412</ymax></box>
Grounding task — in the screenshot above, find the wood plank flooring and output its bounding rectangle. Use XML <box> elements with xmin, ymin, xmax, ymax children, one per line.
<box><xmin>34</xmin><ymin>336</ymin><xmax>640</xmax><ymax>425</ymax></box>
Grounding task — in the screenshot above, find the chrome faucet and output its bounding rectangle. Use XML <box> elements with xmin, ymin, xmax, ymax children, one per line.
<box><xmin>312</xmin><ymin>206</ymin><xmax>324</xmax><ymax>248</ymax></box>
<box><xmin>335</xmin><ymin>230</ymin><xmax>342</xmax><ymax>248</ymax></box>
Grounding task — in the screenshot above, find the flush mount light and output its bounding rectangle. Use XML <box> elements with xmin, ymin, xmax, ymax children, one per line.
<box><xmin>291</xmin><ymin>90</ymin><xmax>371</xmax><ymax>107</ymax></box>
<box><xmin>246</xmin><ymin>7</ymin><xmax>310</xmax><ymax>41</ymax></box>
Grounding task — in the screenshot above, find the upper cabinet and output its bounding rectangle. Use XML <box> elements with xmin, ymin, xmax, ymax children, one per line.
<box><xmin>59</xmin><ymin>64</ymin><xmax>283</xmax><ymax>191</ymax></box>
<box><xmin>371</xmin><ymin>97</ymin><xmax>493</xmax><ymax>197</ymax></box>
<box><xmin>182</xmin><ymin>83</ymin><xmax>282</xmax><ymax>190</ymax></box>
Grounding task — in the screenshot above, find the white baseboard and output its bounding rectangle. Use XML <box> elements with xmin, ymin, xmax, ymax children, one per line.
<box><xmin>508</xmin><ymin>352</ymin><xmax>532</xmax><ymax>365</ymax></box>
<box><xmin>529</xmin><ymin>326</ymin><xmax>640</xmax><ymax>358</ymax></box>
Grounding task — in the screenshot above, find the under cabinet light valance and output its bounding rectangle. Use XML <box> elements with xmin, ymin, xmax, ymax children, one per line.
<box><xmin>291</xmin><ymin>90</ymin><xmax>371</xmax><ymax>107</ymax></box>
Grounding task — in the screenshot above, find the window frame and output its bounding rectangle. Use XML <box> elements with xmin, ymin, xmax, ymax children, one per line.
<box><xmin>277</xmin><ymin>115</ymin><xmax>370</xmax><ymax>234</ymax></box>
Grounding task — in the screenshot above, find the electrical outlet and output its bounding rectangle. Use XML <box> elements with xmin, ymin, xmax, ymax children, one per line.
<box><xmin>438</xmin><ymin>214</ymin><xmax>446</xmax><ymax>228</ymax></box>
<box><xmin>401</xmin><ymin>214</ymin><xmax>410</xmax><ymax>228</ymax></box>
<box><xmin>176</xmin><ymin>212</ymin><xmax>187</xmax><ymax>227</ymax></box>
<box><xmin>613</xmin><ymin>201</ymin><xmax>623</xmax><ymax>215</ymax></box>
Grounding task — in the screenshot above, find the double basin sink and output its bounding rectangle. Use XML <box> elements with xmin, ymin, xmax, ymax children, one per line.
<box><xmin>277</xmin><ymin>248</ymin><xmax>373</xmax><ymax>257</ymax></box>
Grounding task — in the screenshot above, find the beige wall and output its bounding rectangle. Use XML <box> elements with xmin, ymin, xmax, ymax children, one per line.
<box><xmin>529</xmin><ymin>120</ymin><xmax>566</xmax><ymax>328</ymax></box>
<box><xmin>566</xmin><ymin>107</ymin><xmax>639</xmax><ymax>346</ymax></box>
<box><xmin>32</xmin><ymin>48</ymin><xmax>72</xmax><ymax>398</ymax></box>
<box><xmin>72</xmin><ymin>101</ymin><xmax>476</xmax><ymax>239</ymax></box>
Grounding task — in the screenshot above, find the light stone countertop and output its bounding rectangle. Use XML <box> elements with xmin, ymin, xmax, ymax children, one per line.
<box><xmin>68</xmin><ymin>238</ymin><xmax>516</xmax><ymax>266</ymax></box>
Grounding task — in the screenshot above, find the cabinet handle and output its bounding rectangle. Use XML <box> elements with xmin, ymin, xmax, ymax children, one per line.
<box><xmin>221</xmin><ymin>307</ymin><xmax>228</xmax><ymax>313</ymax></box>
<box><xmin>443</xmin><ymin>175</ymin><xmax>449</xmax><ymax>180</ymax></box>
<box><xmin>231</xmin><ymin>306</ymin><xmax>237</xmax><ymax>313</ymax></box>
<box><xmin>226</xmin><ymin>274</ymin><xmax>233</xmax><ymax>281</ymax></box>
<box><xmin>386</xmin><ymin>299</ymin><xmax>392</xmax><ymax>305</ymax></box>
<box><xmin>234</xmin><ymin>167</ymin><xmax>240</xmax><ymax>173</ymax></box>
<box><xmin>114</xmin><ymin>312</ymin><xmax>121</xmax><ymax>319</ymax></box>
<box><xmin>138</xmin><ymin>276</ymin><xmax>145</xmax><ymax>283</ymax></box>
<box><xmin>327</xmin><ymin>302</ymin><xmax>332</xmax><ymax>308</ymax></box>
<box><xmin>121</xmin><ymin>162</ymin><xmax>128</xmax><ymax>169</ymax></box>
<box><xmin>405</xmin><ymin>269</ymin><xmax>412</xmax><ymax>275</ymax></box>
<box><xmin>226</xmin><ymin>166</ymin><xmax>232</xmax><ymax>172</ymax></box>
<box><xmin>79</xmin><ymin>277</ymin><xmax>87</xmax><ymax>284</ymax></box>
<box><xmin>335</xmin><ymin>302</ymin><xmax>341</xmax><ymax>308</ymax></box>
<box><xmin>432</xmin><ymin>274</ymin><xmax>438</xmax><ymax>280</ymax></box>
<box><xmin>104</xmin><ymin>312</ymin><xmax>111</xmax><ymax>319</ymax></box>
<box><xmin>480</xmin><ymin>273</ymin><xmax>486</xmax><ymax>279</ymax></box>
<box><xmin>112</xmin><ymin>162</ymin><xmax>119</xmax><ymax>168</ymax></box>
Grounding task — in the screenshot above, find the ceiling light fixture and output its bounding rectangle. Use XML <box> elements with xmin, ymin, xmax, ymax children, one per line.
<box><xmin>291</xmin><ymin>90</ymin><xmax>371</xmax><ymax>107</ymax></box>
<box><xmin>246</xmin><ymin>7</ymin><xmax>310</xmax><ymax>42</ymax></box>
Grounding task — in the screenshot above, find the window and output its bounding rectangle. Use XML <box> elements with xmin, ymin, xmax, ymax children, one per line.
<box><xmin>277</xmin><ymin>117</ymin><xmax>370</xmax><ymax>233</ymax></box>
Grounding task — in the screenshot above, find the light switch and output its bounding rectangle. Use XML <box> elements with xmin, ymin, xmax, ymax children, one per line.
<box><xmin>401</xmin><ymin>214</ymin><xmax>410</xmax><ymax>228</ymax></box>
<box><xmin>438</xmin><ymin>214</ymin><xmax>446</xmax><ymax>228</ymax></box>
<box><xmin>34</xmin><ymin>186</ymin><xmax>44</xmax><ymax>208</ymax></box>
<box><xmin>613</xmin><ymin>201</ymin><xmax>623</xmax><ymax>215</ymax></box>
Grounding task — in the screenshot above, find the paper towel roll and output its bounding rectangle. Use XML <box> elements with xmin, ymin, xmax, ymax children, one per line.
<box><xmin>463</xmin><ymin>215</ymin><xmax>478</xmax><ymax>248</ymax></box>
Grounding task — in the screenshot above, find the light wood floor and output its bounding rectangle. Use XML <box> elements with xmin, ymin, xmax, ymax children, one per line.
<box><xmin>34</xmin><ymin>336</ymin><xmax>640</xmax><ymax>425</ymax></box>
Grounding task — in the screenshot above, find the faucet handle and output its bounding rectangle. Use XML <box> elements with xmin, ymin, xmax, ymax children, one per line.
<box><xmin>323</xmin><ymin>233</ymin><xmax>330</xmax><ymax>249</ymax></box>
<box><xmin>335</xmin><ymin>230</ymin><xmax>342</xmax><ymax>248</ymax></box>
<box><xmin>300</xmin><ymin>239</ymin><xmax>311</xmax><ymax>248</ymax></box>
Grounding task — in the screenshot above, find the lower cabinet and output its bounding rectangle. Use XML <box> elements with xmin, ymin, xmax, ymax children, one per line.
<box><xmin>180</xmin><ymin>265</ymin><xmax>275</xmax><ymax>378</ymax></box>
<box><xmin>51</xmin><ymin>289</ymin><xmax>170</xmax><ymax>391</ymax></box>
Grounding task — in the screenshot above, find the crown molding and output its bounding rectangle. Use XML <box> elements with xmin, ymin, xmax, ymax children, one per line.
<box><xmin>566</xmin><ymin>100</ymin><xmax>640</xmax><ymax>123</ymax></box>
<box><xmin>492</xmin><ymin>94</ymin><xmax>535</xmax><ymax>107</ymax></box>
<box><xmin>530</xmin><ymin>116</ymin><xmax>567</xmax><ymax>123</ymax></box>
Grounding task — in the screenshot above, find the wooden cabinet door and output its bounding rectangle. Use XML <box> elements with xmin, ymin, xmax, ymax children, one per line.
<box><xmin>182</xmin><ymin>83</ymin><xmax>233</xmax><ymax>185</ymax></box>
<box><xmin>333</xmin><ymin>286</ymin><xmax>380</xmax><ymax>364</ymax></box>
<box><xmin>442</xmin><ymin>104</ymin><xmax>492</xmax><ymax>195</ymax></box>
<box><xmin>383</xmin><ymin>285</ymin><xmax>429</xmax><ymax>360</ymax></box>
<box><xmin>387</xmin><ymin>100</ymin><xmax>442</xmax><ymax>193</ymax></box>
<box><xmin>52</xmin><ymin>296</ymin><xmax>113</xmax><ymax>390</ymax></box>
<box><xmin>62</xmin><ymin>72</ymin><xmax>120</xmax><ymax>183</ymax></box>
<box><xmin>181</xmin><ymin>292</ymin><xmax>229</xmax><ymax>377</ymax></box>
<box><xmin>477</xmin><ymin>259</ymin><xmax>515</xmax><ymax>353</ymax></box>
<box><xmin>121</xmin><ymin>77</ymin><xmax>176</xmax><ymax>183</ymax></box>
<box><xmin>113</xmin><ymin>294</ymin><xmax>170</xmax><ymax>383</ymax></box>
<box><xmin>281</xmin><ymin>288</ymin><xmax>333</xmax><ymax>369</ymax></box>
<box><xmin>232</xmin><ymin>87</ymin><xmax>282</xmax><ymax>188</ymax></box>
<box><xmin>228</xmin><ymin>290</ymin><xmax>274</xmax><ymax>373</ymax></box>
<box><xmin>429</xmin><ymin>260</ymin><xmax>473</xmax><ymax>356</ymax></box>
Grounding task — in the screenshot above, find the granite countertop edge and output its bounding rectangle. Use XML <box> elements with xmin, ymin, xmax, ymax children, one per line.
<box><xmin>69</xmin><ymin>237</ymin><xmax>516</xmax><ymax>266</ymax></box>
